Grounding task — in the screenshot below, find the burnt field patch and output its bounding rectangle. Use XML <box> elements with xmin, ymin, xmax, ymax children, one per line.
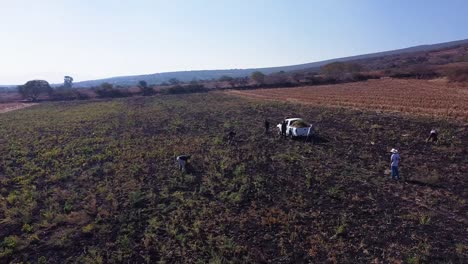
<box><xmin>0</xmin><ymin>93</ymin><xmax>467</xmax><ymax>263</ymax></box>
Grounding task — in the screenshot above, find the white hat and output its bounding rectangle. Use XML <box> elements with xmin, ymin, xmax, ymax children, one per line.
<box><xmin>391</xmin><ymin>148</ymin><xmax>398</xmax><ymax>153</ymax></box>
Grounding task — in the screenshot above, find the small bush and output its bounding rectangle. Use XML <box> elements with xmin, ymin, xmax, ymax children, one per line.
<box><xmin>50</xmin><ymin>88</ymin><xmax>90</xmax><ymax>101</ymax></box>
<box><xmin>446</xmin><ymin>67</ymin><xmax>468</xmax><ymax>82</ymax></box>
<box><xmin>94</xmin><ymin>83</ymin><xmax>132</xmax><ymax>98</ymax></box>
<box><xmin>161</xmin><ymin>84</ymin><xmax>209</xmax><ymax>94</ymax></box>
<box><xmin>22</xmin><ymin>223</ymin><xmax>34</xmax><ymax>233</ymax></box>
<box><xmin>2</xmin><ymin>235</ymin><xmax>18</xmax><ymax>249</ymax></box>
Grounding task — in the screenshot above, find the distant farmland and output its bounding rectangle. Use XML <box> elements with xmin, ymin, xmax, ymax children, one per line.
<box><xmin>228</xmin><ymin>79</ymin><xmax>468</xmax><ymax>121</ymax></box>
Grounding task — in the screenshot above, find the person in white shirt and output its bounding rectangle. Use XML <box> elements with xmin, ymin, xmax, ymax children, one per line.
<box><xmin>426</xmin><ymin>129</ymin><xmax>438</xmax><ymax>143</ymax></box>
<box><xmin>390</xmin><ymin>149</ymin><xmax>401</xmax><ymax>180</ymax></box>
<box><xmin>176</xmin><ymin>155</ymin><xmax>190</xmax><ymax>172</ymax></box>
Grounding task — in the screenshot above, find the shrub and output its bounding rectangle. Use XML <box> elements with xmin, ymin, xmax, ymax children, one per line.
<box><xmin>161</xmin><ymin>84</ymin><xmax>209</xmax><ymax>94</ymax></box>
<box><xmin>446</xmin><ymin>67</ymin><xmax>468</xmax><ymax>82</ymax></box>
<box><xmin>138</xmin><ymin>80</ymin><xmax>155</xmax><ymax>96</ymax></box>
<box><xmin>50</xmin><ymin>88</ymin><xmax>89</xmax><ymax>101</ymax></box>
<box><xmin>321</xmin><ymin>62</ymin><xmax>363</xmax><ymax>79</ymax></box>
<box><xmin>2</xmin><ymin>235</ymin><xmax>18</xmax><ymax>249</ymax></box>
<box><xmin>22</xmin><ymin>223</ymin><xmax>34</xmax><ymax>233</ymax></box>
<box><xmin>94</xmin><ymin>83</ymin><xmax>131</xmax><ymax>98</ymax></box>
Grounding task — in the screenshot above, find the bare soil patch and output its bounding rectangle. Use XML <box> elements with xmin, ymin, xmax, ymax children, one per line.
<box><xmin>0</xmin><ymin>102</ymin><xmax>38</xmax><ymax>114</ymax></box>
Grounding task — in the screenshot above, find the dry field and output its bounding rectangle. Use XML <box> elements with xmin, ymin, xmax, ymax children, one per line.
<box><xmin>228</xmin><ymin>79</ymin><xmax>468</xmax><ymax>121</ymax></box>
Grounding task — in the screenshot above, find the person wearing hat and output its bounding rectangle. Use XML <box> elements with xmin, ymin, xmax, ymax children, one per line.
<box><xmin>390</xmin><ymin>149</ymin><xmax>401</xmax><ymax>180</ymax></box>
<box><xmin>426</xmin><ymin>129</ymin><xmax>438</xmax><ymax>143</ymax></box>
<box><xmin>176</xmin><ymin>155</ymin><xmax>191</xmax><ymax>172</ymax></box>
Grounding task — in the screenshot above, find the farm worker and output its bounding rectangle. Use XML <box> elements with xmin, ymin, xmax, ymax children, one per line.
<box><xmin>281</xmin><ymin>120</ymin><xmax>287</xmax><ymax>137</ymax></box>
<box><xmin>426</xmin><ymin>129</ymin><xmax>438</xmax><ymax>142</ymax></box>
<box><xmin>264</xmin><ymin>119</ymin><xmax>270</xmax><ymax>134</ymax></box>
<box><xmin>306</xmin><ymin>124</ymin><xmax>314</xmax><ymax>142</ymax></box>
<box><xmin>390</xmin><ymin>149</ymin><xmax>401</xmax><ymax>180</ymax></box>
<box><xmin>176</xmin><ymin>155</ymin><xmax>190</xmax><ymax>172</ymax></box>
<box><xmin>227</xmin><ymin>131</ymin><xmax>236</xmax><ymax>143</ymax></box>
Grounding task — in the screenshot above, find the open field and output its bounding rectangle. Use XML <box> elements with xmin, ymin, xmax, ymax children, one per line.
<box><xmin>0</xmin><ymin>93</ymin><xmax>467</xmax><ymax>263</ymax></box>
<box><xmin>228</xmin><ymin>79</ymin><xmax>468</xmax><ymax>121</ymax></box>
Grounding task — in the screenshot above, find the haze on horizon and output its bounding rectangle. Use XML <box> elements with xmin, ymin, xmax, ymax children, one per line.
<box><xmin>1</xmin><ymin>0</ymin><xmax>467</xmax><ymax>85</ymax></box>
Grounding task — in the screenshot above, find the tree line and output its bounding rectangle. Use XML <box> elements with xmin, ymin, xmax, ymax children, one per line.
<box><xmin>17</xmin><ymin>61</ymin><xmax>467</xmax><ymax>102</ymax></box>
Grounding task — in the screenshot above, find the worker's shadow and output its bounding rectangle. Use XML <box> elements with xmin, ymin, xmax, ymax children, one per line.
<box><xmin>184</xmin><ymin>163</ymin><xmax>203</xmax><ymax>187</ymax></box>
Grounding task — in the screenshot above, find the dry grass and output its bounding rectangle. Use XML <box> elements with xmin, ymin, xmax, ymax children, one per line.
<box><xmin>227</xmin><ymin>79</ymin><xmax>468</xmax><ymax>121</ymax></box>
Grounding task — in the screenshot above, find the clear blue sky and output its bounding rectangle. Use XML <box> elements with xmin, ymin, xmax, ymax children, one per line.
<box><xmin>1</xmin><ymin>0</ymin><xmax>467</xmax><ymax>84</ymax></box>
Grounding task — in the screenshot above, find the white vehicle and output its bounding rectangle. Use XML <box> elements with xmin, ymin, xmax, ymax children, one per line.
<box><xmin>277</xmin><ymin>118</ymin><xmax>313</xmax><ymax>138</ymax></box>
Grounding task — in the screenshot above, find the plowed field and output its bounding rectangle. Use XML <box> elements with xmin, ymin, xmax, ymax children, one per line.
<box><xmin>228</xmin><ymin>79</ymin><xmax>468</xmax><ymax>121</ymax></box>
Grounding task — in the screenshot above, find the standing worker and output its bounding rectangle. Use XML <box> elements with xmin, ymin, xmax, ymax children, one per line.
<box><xmin>176</xmin><ymin>155</ymin><xmax>191</xmax><ymax>172</ymax></box>
<box><xmin>426</xmin><ymin>129</ymin><xmax>438</xmax><ymax>143</ymax></box>
<box><xmin>306</xmin><ymin>124</ymin><xmax>314</xmax><ymax>142</ymax></box>
<box><xmin>264</xmin><ymin>119</ymin><xmax>270</xmax><ymax>134</ymax></box>
<box><xmin>390</xmin><ymin>149</ymin><xmax>401</xmax><ymax>180</ymax></box>
<box><xmin>281</xmin><ymin>120</ymin><xmax>287</xmax><ymax>138</ymax></box>
<box><xmin>227</xmin><ymin>131</ymin><xmax>236</xmax><ymax>143</ymax></box>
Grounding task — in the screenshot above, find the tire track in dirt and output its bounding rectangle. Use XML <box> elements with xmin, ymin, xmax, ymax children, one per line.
<box><xmin>0</xmin><ymin>102</ymin><xmax>38</xmax><ymax>114</ymax></box>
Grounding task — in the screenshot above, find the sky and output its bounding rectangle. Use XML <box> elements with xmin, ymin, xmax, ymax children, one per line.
<box><xmin>0</xmin><ymin>0</ymin><xmax>467</xmax><ymax>85</ymax></box>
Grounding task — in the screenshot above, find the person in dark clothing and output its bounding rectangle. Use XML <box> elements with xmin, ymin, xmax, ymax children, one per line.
<box><xmin>227</xmin><ymin>131</ymin><xmax>236</xmax><ymax>143</ymax></box>
<box><xmin>281</xmin><ymin>120</ymin><xmax>287</xmax><ymax>138</ymax></box>
<box><xmin>426</xmin><ymin>129</ymin><xmax>438</xmax><ymax>143</ymax></box>
<box><xmin>390</xmin><ymin>149</ymin><xmax>400</xmax><ymax>180</ymax></box>
<box><xmin>264</xmin><ymin>119</ymin><xmax>270</xmax><ymax>134</ymax></box>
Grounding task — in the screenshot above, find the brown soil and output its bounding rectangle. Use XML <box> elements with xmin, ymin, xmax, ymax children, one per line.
<box><xmin>227</xmin><ymin>79</ymin><xmax>468</xmax><ymax>122</ymax></box>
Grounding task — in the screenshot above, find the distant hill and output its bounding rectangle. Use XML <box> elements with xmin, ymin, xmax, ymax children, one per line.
<box><xmin>72</xmin><ymin>38</ymin><xmax>468</xmax><ymax>87</ymax></box>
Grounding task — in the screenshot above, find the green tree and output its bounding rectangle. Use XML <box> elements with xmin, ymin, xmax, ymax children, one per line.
<box><xmin>138</xmin><ymin>80</ymin><xmax>154</xmax><ymax>96</ymax></box>
<box><xmin>64</xmin><ymin>76</ymin><xmax>74</xmax><ymax>89</ymax></box>
<box><xmin>17</xmin><ymin>80</ymin><xmax>52</xmax><ymax>101</ymax></box>
<box><xmin>168</xmin><ymin>78</ymin><xmax>180</xmax><ymax>85</ymax></box>
<box><xmin>321</xmin><ymin>62</ymin><xmax>363</xmax><ymax>78</ymax></box>
<box><xmin>218</xmin><ymin>75</ymin><xmax>234</xmax><ymax>82</ymax></box>
<box><xmin>251</xmin><ymin>71</ymin><xmax>266</xmax><ymax>85</ymax></box>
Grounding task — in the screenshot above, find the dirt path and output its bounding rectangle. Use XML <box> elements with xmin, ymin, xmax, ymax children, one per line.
<box><xmin>0</xmin><ymin>102</ymin><xmax>38</xmax><ymax>114</ymax></box>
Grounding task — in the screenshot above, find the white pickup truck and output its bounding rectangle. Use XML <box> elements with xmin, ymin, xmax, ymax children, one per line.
<box><xmin>277</xmin><ymin>118</ymin><xmax>313</xmax><ymax>138</ymax></box>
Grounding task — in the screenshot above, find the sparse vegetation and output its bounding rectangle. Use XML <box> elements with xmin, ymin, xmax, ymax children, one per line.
<box><xmin>0</xmin><ymin>92</ymin><xmax>466</xmax><ymax>262</ymax></box>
